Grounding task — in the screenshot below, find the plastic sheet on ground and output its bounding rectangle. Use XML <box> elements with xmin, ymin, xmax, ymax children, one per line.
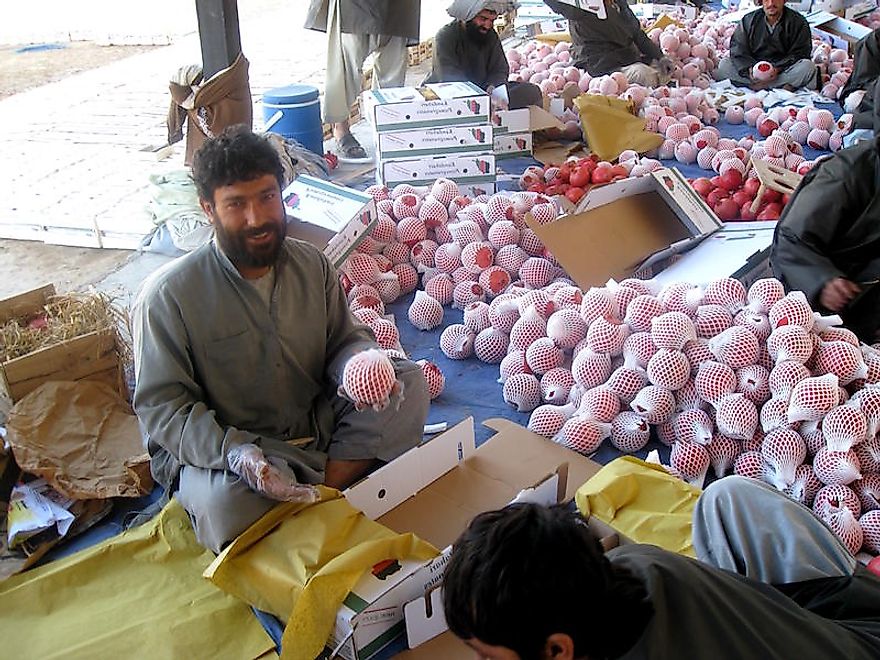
<box><xmin>0</xmin><ymin>499</ymin><xmax>276</xmax><ymax>659</ymax></box>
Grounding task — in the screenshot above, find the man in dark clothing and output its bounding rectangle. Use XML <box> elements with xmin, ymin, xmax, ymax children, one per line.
<box><xmin>442</xmin><ymin>476</ymin><xmax>880</xmax><ymax>660</ymax></box>
<box><xmin>771</xmin><ymin>127</ymin><xmax>880</xmax><ymax>342</ymax></box>
<box><xmin>424</xmin><ymin>1</ymin><xmax>542</xmax><ymax>109</ymax></box>
<box><xmin>840</xmin><ymin>28</ymin><xmax>880</xmax><ymax>129</ymax></box>
<box><xmin>717</xmin><ymin>0</ymin><xmax>817</xmax><ymax>90</ymax></box>
<box><xmin>543</xmin><ymin>0</ymin><xmax>672</xmax><ymax>84</ymax></box>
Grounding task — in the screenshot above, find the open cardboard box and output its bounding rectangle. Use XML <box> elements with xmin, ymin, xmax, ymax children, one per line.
<box><xmin>526</xmin><ymin>167</ymin><xmax>722</xmax><ymax>289</ymax></box>
<box><xmin>282</xmin><ymin>175</ymin><xmax>377</xmax><ymax>268</ymax></box>
<box><xmin>652</xmin><ymin>220</ymin><xmax>777</xmax><ymax>289</ymax></box>
<box><xmin>327</xmin><ymin>417</ymin><xmax>604</xmax><ymax>659</ymax></box>
<box><xmin>807</xmin><ymin>9</ymin><xmax>873</xmax><ymax>52</ymax></box>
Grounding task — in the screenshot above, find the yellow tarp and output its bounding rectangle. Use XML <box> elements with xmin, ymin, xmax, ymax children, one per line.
<box><xmin>205</xmin><ymin>486</ymin><xmax>438</xmax><ymax>660</ymax></box>
<box><xmin>574</xmin><ymin>94</ymin><xmax>663</xmax><ymax>162</ymax></box>
<box><xmin>575</xmin><ymin>456</ymin><xmax>701</xmax><ymax>556</ymax></box>
<box><xmin>0</xmin><ymin>499</ymin><xmax>276</xmax><ymax>660</ymax></box>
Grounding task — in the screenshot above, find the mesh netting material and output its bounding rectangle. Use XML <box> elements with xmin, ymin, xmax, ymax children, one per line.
<box><xmin>474</xmin><ymin>327</ymin><xmax>510</xmax><ymax>364</ymax></box>
<box><xmin>424</xmin><ymin>274</ymin><xmax>454</xmax><ymax>306</ymax></box>
<box><xmin>733</xmin><ymin>450</ymin><xmax>764</xmax><ymax>480</ymax></box>
<box><xmin>510</xmin><ymin>308</ymin><xmax>548</xmax><ymax>352</ymax></box>
<box><xmin>707</xmin><ymin>432</ymin><xmax>740</xmax><ymax>478</ymax></box>
<box><xmin>463</xmin><ymin>301</ymin><xmax>492</xmax><ymax>334</ymax></box>
<box><xmin>623</xmin><ymin>332</ymin><xmax>658</xmax><ymax>370</ymax></box>
<box><xmin>503</xmin><ymin>373</ymin><xmax>542</xmax><ymax>412</ymax></box>
<box><xmin>541</xmin><ymin>368</ymin><xmax>575</xmax><ymax>404</ymax></box>
<box><xmin>671</xmin><ymin>441</ymin><xmax>710</xmax><ymax>481</ymax></box>
<box><xmin>554</xmin><ymin>417</ymin><xmax>608</xmax><ymax>455</ymax></box>
<box><xmin>813</xmin><ymin>448</ymin><xmax>862</xmax><ymax>486</ymax></box>
<box><xmin>408</xmin><ymin>290</ymin><xmax>444</xmax><ymax>330</ymax></box>
<box><xmin>572</xmin><ymin>350</ymin><xmax>613</xmax><ymax>390</ymax></box>
<box><xmin>439</xmin><ymin>323</ymin><xmax>475</xmax><ymax>360</ymax></box>
<box><xmin>526</xmin><ymin>337</ymin><xmax>564</xmax><ymax>375</ymax></box>
<box><xmin>547</xmin><ymin>309</ymin><xmax>587</xmax><ymax>350</ymax></box>
<box><xmin>578</xmin><ymin>385</ymin><xmax>621</xmax><ymax>423</ymax></box>
<box><xmin>736</xmin><ymin>364</ymin><xmax>770</xmax><ymax>405</ymax></box>
<box><xmin>630</xmin><ymin>385</ymin><xmax>675</xmax><ymax>424</ymax></box>
<box><xmin>674</xmin><ymin>408</ymin><xmax>714</xmax><ymax>445</ymax></box>
<box><xmin>694</xmin><ymin>304</ymin><xmax>734</xmax><ymax>339</ymax></box>
<box><xmin>646</xmin><ymin>349</ymin><xmax>691</xmax><ymax>391</ymax></box>
<box><xmin>606</xmin><ymin>366</ymin><xmax>648</xmax><ymax>405</ymax></box>
<box><xmin>823</xmin><ymin>405</ymin><xmax>868</xmax><ymax>452</ymax></box>
<box><xmin>341</xmin><ymin>349</ymin><xmax>396</xmax><ymax>407</ymax></box>
<box><xmin>695</xmin><ymin>360</ymin><xmax>737</xmax><ymax>406</ymax></box>
<box><xmin>788</xmin><ymin>373</ymin><xmax>840</xmax><ymax>423</ymax></box>
<box><xmin>767</xmin><ymin>325</ymin><xmax>813</xmax><ymax>364</ymax></box>
<box><xmin>761</xmin><ymin>428</ymin><xmax>807</xmax><ymax>488</ymax></box>
<box><xmin>527</xmin><ymin>404</ymin><xmax>568</xmax><ymax>438</ymax></box>
<box><xmin>610</xmin><ymin>411</ymin><xmax>651</xmax><ymax>453</ymax></box>
<box><xmin>769</xmin><ymin>359</ymin><xmax>810</xmax><ymax>399</ymax></box>
<box><xmin>587</xmin><ymin>316</ymin><xmax>631</xmax><ymax>356</ymax></box>
<box><xmin>708</xmin><ymin>326</ymin><xmax>759</xmax><ymax>369</ymax></box>
<box><xmin>715</xmin><ymin>393</ymin><xmax>759</xmax><ymax>441</ymax></box>
<box><xmin>652</xmin><ymin>312</ymin><xmax>697</xmax><ymax>350</ymax></box>
<box><xmin>452</xmin><ymin>280</ymin><xmax>486</xmax><ymax>310</ymax></box>
<box><xmin>416</xmin><ymin>359</ymin><xmax>445</xmax><ymax>399</ymax></box>
<box><xmin>768</xmin><ymin>291</ymin><xmax>814</xmax><ymax>330</ymax></box>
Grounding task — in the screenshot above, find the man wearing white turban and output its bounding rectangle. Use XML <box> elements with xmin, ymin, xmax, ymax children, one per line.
<box><xmin>425</xmin><ymin>1</ymin><xmax>542</xmax><ymax>109</ymax></box>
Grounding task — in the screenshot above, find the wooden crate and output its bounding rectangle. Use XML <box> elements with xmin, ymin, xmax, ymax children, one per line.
<box><xmin>0</xmin><ymin>284</ymin><xmax>127</xmax><ymax>404</ymax></box>
<box><xmin>407</xmin><ymin>38</ymin><xmax>434</xmax><ymax>67</ymax></box>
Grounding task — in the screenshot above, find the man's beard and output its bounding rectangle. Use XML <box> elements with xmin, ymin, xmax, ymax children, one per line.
<box><xmin>465</xmin><ymin>20</ymin><xmax>492</xmax><ymax>45</ymax></box>
<box><xmin>214</xmin><ymin>215</ymin><xmax>287</xmax><ymax>271</ymax></box>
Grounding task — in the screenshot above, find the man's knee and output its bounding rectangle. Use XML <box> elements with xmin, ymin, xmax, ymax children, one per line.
<box><xmin>778</xmin><ymin>59</ymin><xmax>818</xmax><ymax>89</ymax></box>
<box><xmin>177</xmin><ymin>466</ymin><xmax>275</xmax><ymax>553</ymax></box>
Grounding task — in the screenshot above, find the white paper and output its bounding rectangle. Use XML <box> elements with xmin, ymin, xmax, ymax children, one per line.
<box><xmin>7</xmin><ymin>479</ymin><xmax>75</xmax><ymax>548</ymax></box>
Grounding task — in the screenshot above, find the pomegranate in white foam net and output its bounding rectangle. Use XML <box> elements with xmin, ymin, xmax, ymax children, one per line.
<box><xmin>651</xmin><ymin>312</ymin><xmax>697</xmax><ymax>350</ymax></box>
<box><xmin>646</xmin><ymin>349</ymin><xmax>690</xmax><ymax>391</ymax></box>
<box><xmin>761</xmin><ymin>428</ymin><xmax>807</xmax><ymax>489</ymax></box>
<box><xmin>416</xmin><ymin>359</ymin><xmax>445</xmax><ymax>400</ymax></box>
<box><xmin>788</xmin><ymin>373</ymin><xmax>840</xmax><ymax>423</ymax></box>
<box><xmin>408</xmin><ymin>290</ymin><xmax>444</xmax><ymax>331</ymax></box>
<box><xmin>578</xmin><ymin>385</ymin><xmax>621</xmax><ymax>423</ymax></box>
<box><xmin>671</xmin><ymin>441</ymin><xmax>710</xmax><ymax>482</ymax></box>
<box><xmin>695</xmin><ymin>360</ymin><xmax>737</xmax><ymax>407</ymax></box>
<box><xmin>823</xmin><ymin>404</ymin><xmax>868</xmax><ymax>452</ymax></box>
<box><xmin>813</xmin><ymin>447</ymin><xmax>862</xmax><ymax>486</ymax></box>
<box><xmin>541</xmin><ymin>368</ymin><xmax>575</xmax><ymax>404</ymax></box>
<box><xmin>708</xmin><ymin>326</ymin><xmax>760</xmax><ymax>369</ymax></box>
<box><xmin>554</xmin><ymin>417</ymin><xmax>610</xmax><ymax>455</ymax></box>
<box><xmin>715</xmin><ymin>393</ymin><xmax>759</xmax><ymax>441</ymax></box>
<box><xmin>610</xmin><ymin>411</ymin><xmax>651</xmax><ymax>453</ymax></box>
<box><xmin>707</xmin><ymin>432</ymin><xmax>740</xmax><ymax>478</ymax></box>
<box><xmin>503</xmin><ymin>373</ymin><xmax>542</xmax><ymax>412</ymax></box>
<box><xmin>341</xmin><ymin>349</ymin><xmax>398</xmax><ymax>411</ymax></box>
<box><xmin>630</xmin><ymin>385</ymin><xmax>675</xmax><ymax>424</ymax></box>
<box><xmin>440</xmin><ymin>324</ymin><xmax>475</xmax><ymax>360</ymax></box>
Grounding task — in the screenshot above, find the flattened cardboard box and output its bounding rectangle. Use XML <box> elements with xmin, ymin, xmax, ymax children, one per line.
<box><xmin>328</xmin><ymin>417</ymin><xmax>603</xmax><ymax>659</ymax></box>
<box><xmin>282</xmin><ymin>175</ymin><xmax>377</xmax><ymax>268</ymax></box>
<box><xmin>526</xmin><ymin>167</ymin><xmax>722</xmax><ymax>289</ymax></box>
<box><xmin>363</xmin><ymin>83</ymin><xmax>490</xmax><ymax>133</ymax></box>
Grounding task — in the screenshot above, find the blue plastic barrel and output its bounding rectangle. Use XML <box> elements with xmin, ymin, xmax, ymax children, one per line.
<box><xmin>262</xmin><ymin>84</ymin><xmax>323</xmax><ymax>155</ymax></box>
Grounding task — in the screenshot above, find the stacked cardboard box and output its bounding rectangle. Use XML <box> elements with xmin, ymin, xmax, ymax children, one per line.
<box><xmin>364</xmin><ymin>82</ymin><xmax>497</xmax><ymax>196</ymax></box>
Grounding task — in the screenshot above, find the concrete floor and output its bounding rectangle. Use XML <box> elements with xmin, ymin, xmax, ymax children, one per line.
<box><xmin>0</xmin><ymin>1</ymin><xmax>448</xmax><ymax>304</ymax></box>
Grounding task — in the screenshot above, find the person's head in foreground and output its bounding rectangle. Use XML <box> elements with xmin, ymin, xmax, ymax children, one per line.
<box><xmin>192</xmin><ymin>125</ymin><xmax>287</xmax><ymax>278</ymax></box>
<box><xmin>443</xmin><ymin>503</ymin><xmax>651</xmax><ymax>660</ymax></box>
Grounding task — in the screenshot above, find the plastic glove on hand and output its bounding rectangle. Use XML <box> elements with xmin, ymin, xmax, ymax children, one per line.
<box><xmin>227</xmin><ymin>443</ymin><xmax>319</xmax><ymax>503</ymax></box>
<box><xmin>339</xmin><ymin>348</ymin><xmax>406</xmax><ymax>412</ymax></box>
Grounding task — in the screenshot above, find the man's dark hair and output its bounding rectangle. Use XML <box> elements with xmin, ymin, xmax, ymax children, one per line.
<box><xmin>191</xmin><ymin>124</ymin><xmax>285</xmax><ymax>204</ymax></box>
<box><xmin>442</xmin><ymin>503</ymin><xmax>652</xmax><ymax>659</ymax></box>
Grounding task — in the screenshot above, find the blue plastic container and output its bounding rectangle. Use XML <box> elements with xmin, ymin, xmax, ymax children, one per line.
<box><xmin>262</xmin><ymin>84</ymin><xmax>323</xmax><ymax>155</ymax></box>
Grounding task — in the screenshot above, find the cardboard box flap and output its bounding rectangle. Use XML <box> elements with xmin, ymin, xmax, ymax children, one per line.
<box><xmin>345</xmin><ymin>417</ymin><xmax>477</xmax><ymax>520</ymax></box>
<box><xmin>402</xmin><ymin>470</ymin><xmax>562</xmax><ymax>650</ymax></box>
<box><xmin>653</xmin><ymin>221</ymin><xmax>777</xmax><ymax>286</ymax></box>
<box><xmin>480</xmin><ymin>418</ymin><xmax>601</xmax><ymax>501</ymax></box>
<box><xmin>528</xmin><ymin>192</ymin><xmax>693</xmax><ymax>289</ymax></box>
